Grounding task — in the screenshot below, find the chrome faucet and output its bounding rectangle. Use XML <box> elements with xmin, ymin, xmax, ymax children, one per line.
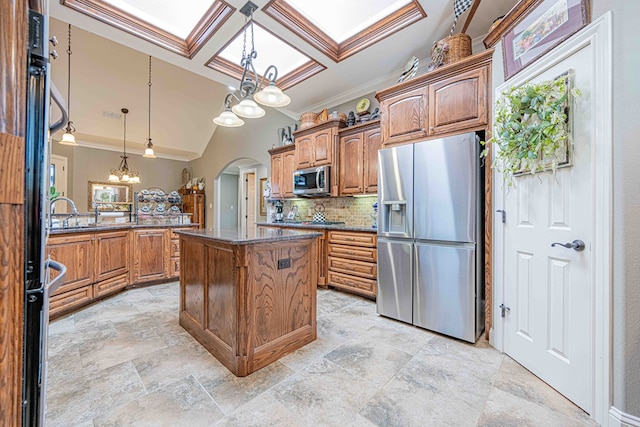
<box><xmin>49</xmin><ymin>197</ymin><xmax>79</xmax><ymax>228</ymax></box>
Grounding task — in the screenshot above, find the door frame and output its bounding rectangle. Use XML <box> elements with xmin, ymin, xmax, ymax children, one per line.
<box><xmin>239</xmin><ymin>167</ymin><xmax>257</xmax><ymax>229</ymax></box>
<box><xmin>490</xmin><ymin>13</ymin><xmax>612</xmax><ymax>425</ymax></box>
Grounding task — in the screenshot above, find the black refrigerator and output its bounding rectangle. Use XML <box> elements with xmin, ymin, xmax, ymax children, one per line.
<box><xmin>23</xmin><ymin>8</ymin><xmax>67</xmax><ymax>426</ymax></box>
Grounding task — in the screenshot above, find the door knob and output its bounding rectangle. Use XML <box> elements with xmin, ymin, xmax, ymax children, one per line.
<box><xmin>551</xmin><ymin>240</ymin><xmax>585</xmax><ymax>252</ymax></box>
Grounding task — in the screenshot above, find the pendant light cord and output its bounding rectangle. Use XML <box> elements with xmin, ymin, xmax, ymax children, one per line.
<box><xmin>148</xmin><ymin>56</ymin><xmax>152</xmax><ymax>142</ymax></box>
<box><xmin>67</xmin><ymin>24</ymin><xmax>72</xmax><ymax>120</ymax></box>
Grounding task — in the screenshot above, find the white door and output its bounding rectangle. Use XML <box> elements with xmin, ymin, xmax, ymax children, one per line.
<box><xmin>501</xmin><ymin>43</ymin><xmax>595</xmax><ymax>412</ymax></box>
<box><xmin>50</xmin><ymin>154</ymin><xmax>68</xmax><ymax>213</ymax></box>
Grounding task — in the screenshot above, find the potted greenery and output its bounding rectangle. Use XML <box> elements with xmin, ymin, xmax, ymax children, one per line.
<box><xmin>481</xmin><ymin>75</ymin><xmax>580</xmax><ymax>186</ymax></box>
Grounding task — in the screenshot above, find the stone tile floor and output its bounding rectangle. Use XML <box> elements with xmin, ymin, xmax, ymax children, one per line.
<box><xmin>46</xmin><ymin>282</ymin><xmax>597</xmax><ymax>426</ymax></box>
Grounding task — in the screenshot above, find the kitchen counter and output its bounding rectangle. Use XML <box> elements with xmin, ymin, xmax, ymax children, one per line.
<box><xmin>178</xmin><ymin>226</ymin><xmax>318</xmax><ymax>376</ymax></box>
<box><xmin>255</xmin><ymin>221</ymin><xmax>377</xmax><ymax>233</ymax></box>
<box><xmin>49</xmin><ymin>223</ymin><xmax>199</xmax><ymax>234</ymax></box>
<box><xmin>174</xmin><ymin>226</ymin><xmax>321</xmax><ymax>244</ymax></box>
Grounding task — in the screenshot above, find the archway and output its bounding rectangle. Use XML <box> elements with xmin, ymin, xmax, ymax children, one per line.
<box><xmin>213</xmin><ymin>158</ymin><xmax>267</xmax><ymax>229</ymax></box>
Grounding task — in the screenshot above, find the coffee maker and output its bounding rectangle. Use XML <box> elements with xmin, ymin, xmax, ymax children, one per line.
<box><xmin>273</xmin><ymin>200</ymin><xmax>284</xmax><ymax>222</ymax></box>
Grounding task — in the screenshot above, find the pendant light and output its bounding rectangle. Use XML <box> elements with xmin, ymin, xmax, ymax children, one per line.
<box><xmin>60</xmin><ymin>24</ymin><xmax>78</xmax><ymax>146</ymax></box>
<box><xmin>212</xmin><ymin>1</ymin><xmax>290</xmax><ymax>128</ymax></box>
<box><xmin>108</xmin><ymin>108</ymin><xmax>140</xmax><ymax>183</ymax></box>
<box><xmin>143</xmin><ymin>56</ymin><xmax>156</xmax><ymax>158</ymax></box>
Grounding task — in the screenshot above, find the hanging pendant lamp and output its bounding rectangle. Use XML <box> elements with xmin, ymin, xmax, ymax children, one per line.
<box><xmin>108</xmin><ymin>108</ymin><xmax>140</xmax><ymax>183</ymax></box>
<box><xmin>60</xmin><ymin>24</ymin><xmax>78</xmax><ymax>146</ymax></box>
<box><xmin>213</xmin><ymin>1</ymin><xmax>290</xmax><ymax>127</ymax></box>
<box><xmin>143</xmin><ymin>56</ymin><xmax>156</xmax><ymax>159</ymax></box>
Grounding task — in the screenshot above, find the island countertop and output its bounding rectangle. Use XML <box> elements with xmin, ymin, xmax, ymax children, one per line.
<box><xmin>174</xmin><ymin>226</ymin><xmax>321</xmax><ymax>244</ymax></box>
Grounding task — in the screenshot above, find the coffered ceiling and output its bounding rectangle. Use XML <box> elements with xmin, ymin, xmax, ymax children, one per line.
<box><xmin>49</xmin><ymin>0</ymin><xmax>517</xmax><ymax>160</ymax></box>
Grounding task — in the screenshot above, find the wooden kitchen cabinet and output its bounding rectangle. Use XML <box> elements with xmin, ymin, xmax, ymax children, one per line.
<box><xmin>293</xmin><ymin>118</ymin><xmax>344</xmax><ymax>171</ymax></box>
<box><xmin>428</xmin><ymin>66</ymin><xmax>488</xmax><ymax>136</ymax></box>
<box><xmin>339</xmin><ymin>120</ymin><xmax>382</xmax><ymax>196</ymax></box>
<box><xmin>183</xmin><ymin>192</ymin><xmax>205</xmax><ymax>228</ymax></box>
<box><xmin>376</xmin><ymin>50</ymin><xmax>492</xmax><ymax>146</ymax></box>
<box><xmin>132</xmin><ymin>228</ymin><xmax>169</xmax><ymax>284</ymax></box>
<box><xmin>268</xmin><ymin>144</ymin><xmax>296</xmax><ymax>199</ymax></box>
<box><xmin>327</xmin><ymin>230</ymin><xmax>377</xmax><ymax>298</ymax></box>
<box><xmin>94</xmin><ymin>230</ymin><xmax>129</xmax><ymax>283</ymax></box>
<box><xmin>379</xmin><ymin>86</ymin><xmax>428</xmax><ymax>145</ymax></box>
<box><xmin>48</xmin><ymin>233</ymin><xmax>94</xmax><ymax>294</ymax></box>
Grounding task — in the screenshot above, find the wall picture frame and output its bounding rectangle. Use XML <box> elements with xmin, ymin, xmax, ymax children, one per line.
<box><xmin>500</xmin><ymin>0</ymin><xmax>589</xmax><ymax>80</ymax></box>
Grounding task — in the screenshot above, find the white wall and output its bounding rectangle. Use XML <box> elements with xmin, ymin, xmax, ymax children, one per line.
<box><xmin>590</xmin><ymin>0</ymin><xmax>640</xmax><ymax>418</ymax></box>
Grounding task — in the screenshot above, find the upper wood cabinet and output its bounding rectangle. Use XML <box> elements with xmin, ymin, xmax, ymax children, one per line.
<box><xmin>428</xmin><ymin>66</ymin><xmax>488</xmax><ymax>135</ymax></box>
<box><xmin>380</xmin><ymin>87</ymin><xmax>428</xmax><ymax>145</ymax></box>
<box><xmin>293</xmin><ymin>119</ymin><xmax>344</xmax><ymax>170</ymax></box>
<box><xmin>338</xmin><ymin>120</ymin><xmax>381</xmax><ymax>196</ymax></box>
<box><xmin>376</xmin><ymin>50</ymin><xmax>492</xmax><ymax>146</ymax></box>
<box><xmin>269</xmin><ymin>144</ymin><xmax>296</xmax><ymax>199</ymax></box>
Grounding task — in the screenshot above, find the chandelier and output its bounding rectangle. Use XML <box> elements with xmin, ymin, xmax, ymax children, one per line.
<box><xmin>60</xmin><ymin>24</ymin><xmax>78</xmax><ymax>145</ymax></box>
<box><xmin>213</xmin><ymin>1</ymin><xmax>291</xmax><ymax>128</ymax></box>
<box><xmin>108</xmin><ymin>108</ymin><xmax>140</xmax><ymax>183</ymax></box>
<box><xmin>143</xmin><ymin>56</ymin><xmax>156</xmax><ymax>158</ymax></box>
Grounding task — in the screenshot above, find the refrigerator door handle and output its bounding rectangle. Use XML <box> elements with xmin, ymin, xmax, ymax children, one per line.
<box><xmin>49</xmin><ymin>83</ymin><xmax>67</xmax><ymax>134</ymax></box>
<box><xmin>45</xmin><ymin>258</ymin><xmax>66</xmax><ymax>295</ymax></box>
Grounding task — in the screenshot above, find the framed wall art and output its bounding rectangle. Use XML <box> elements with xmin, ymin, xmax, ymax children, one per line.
<box><xmin>499</xmin><ymin>0</ymin><xmax>589</xmax><ymax>80</ymax></box>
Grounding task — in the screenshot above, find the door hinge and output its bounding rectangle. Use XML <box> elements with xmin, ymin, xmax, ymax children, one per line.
<box><xmin>499</xmin><ymin>303</ymin><xmax>511</xmax><ymax>317</ymax></box>
<box><xmin>496</xmin><ymin>209</ymin><xmax>506</xmax><ymax>223</ymax></box>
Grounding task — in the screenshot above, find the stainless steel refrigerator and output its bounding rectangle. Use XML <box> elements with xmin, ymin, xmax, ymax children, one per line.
<box><xmin>377</xmin><ymin>132</ymin><xmax>484</xmax><ymax>343</ymax></box>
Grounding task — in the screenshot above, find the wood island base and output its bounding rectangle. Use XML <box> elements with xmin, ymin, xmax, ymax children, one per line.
<box><xmin>177</xmin><ymin>229</ymin><xmax>318</xmax><ymax>376</ymax></box>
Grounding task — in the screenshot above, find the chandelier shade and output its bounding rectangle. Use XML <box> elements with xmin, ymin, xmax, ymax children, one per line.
<box><xmin>108</xmin><ymin>108</ymin><xmax>140</xmax><ymax>183</ymax></box>
<box><xmin>212</xmin><ymin>1</ymin><xmax>290</xmax><ymax>127</ymax></box>
<box><xmin>60</xmin><ymin>24</ymin><xmax>78</xmax><ymax>146</ymax></box>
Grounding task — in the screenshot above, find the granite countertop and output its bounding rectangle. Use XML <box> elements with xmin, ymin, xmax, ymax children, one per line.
<box><xmin>50</xmin><ymin>223</ymin><xmax>199</xmax><ymax>235</ymax></box>
<box><xmin>255</xmin><ymin>221</ymin><xmax>377</xmax><ymax>233</ymax></box>
<box><xmin>175</xmin><ymin>227</ymin><xmax>322</xmax><ymax>245</ymax></box>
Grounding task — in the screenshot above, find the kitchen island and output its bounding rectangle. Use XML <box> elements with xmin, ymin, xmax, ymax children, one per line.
<box><xmin>176</xmin><ymin>227</ymin><xmax>320</xmax><ymax>376</ymax></box>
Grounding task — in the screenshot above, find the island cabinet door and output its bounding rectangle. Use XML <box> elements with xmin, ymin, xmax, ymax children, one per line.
<box><xmin>132</xmin><ymin>228</ymin><xmax>169</xmax><ymax>283</ymax></box>
<box><xmin>180</xmin><ymin>238</ymin><xmax>208</xmax><ymax>328</ymax></box>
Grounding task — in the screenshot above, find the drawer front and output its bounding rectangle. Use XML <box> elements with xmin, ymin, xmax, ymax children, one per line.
<box><xmin>94</xmin><ymin>273</ymin><xmax>128</xmax><ymax>298</ymax></box>
<box><xmin>171</xmin><ymin>239</ymin><xmax>180</xmax><ymax>257</ymax></box>
<box><xmin>327</xmin><ymin>271</ymin><xmax>376</xmax><ymax>298</ymax></box>
<box><xmin>50</xmin><ymin>286</ymin><xmax>93</xmax><ymax>318</ymax></box>
<box><xmin>170</xmin><ymin>257</ymin><xmax>180</xmax><ymax>278</ymax></box>
<box><xmin>328</xmin><ymin>244</ymin><xmax>377</xmax><ymax>262</ymax></box>
<box><xmin>328</xmin><ymin>231</ymin><xmax>376</xmax><ymax>247</ymax></box>
<box><xmin>328</xmin><ymin>256</ymin><xmax>377</xmax><ymax>279</ymax></box>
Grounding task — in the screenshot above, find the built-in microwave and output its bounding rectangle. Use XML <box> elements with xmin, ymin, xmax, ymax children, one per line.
<box><xmin>293</xmin><ymin>166</ymin><xmax>331</xmax><ymax>196</ymax></box>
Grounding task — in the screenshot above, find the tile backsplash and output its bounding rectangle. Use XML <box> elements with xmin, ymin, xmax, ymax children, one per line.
<box><xmin>269</xmin><ymin>196</ymin><xmax>378</xmax><ymax>227</ymax></box>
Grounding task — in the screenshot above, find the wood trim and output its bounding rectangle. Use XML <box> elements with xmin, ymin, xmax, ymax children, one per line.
<box><xmin>1</xmin><ymin>0</ymin><xmax>27</xmax><ymax>423</ymax></box>
<box><xmin>376</xmin><ymin>50</ymin><xmax>494</xmax><ymax>101</ymax></box>
<box><xmin>482</xmin><ymin>0</ymin><xmax>537</xmax><ymax>48</ymax></box>
<box><xmin>267</xmin><ymin>143</ymin><xmax>295</xmax><ymax>156</ymax></box>
<box><xmin>461</xmin><ymin>0</ymin><xmax>482</xmax><ymax>35</ymax></box>
<box><xmin>0</xmin><ymin>133</ymin><xmax>24</xmax><ymax>204</ymax></box>
<box><xmin>337</xmin><ymin>119</ymin><xmax>380</xmax><ymax>136</ymax></box>
<box><xmin>263</xmin><ymin>0</ymin><xmax>426</xmax><ymax>62</ymax></box>
<box><xmin>205</xmin><ymin>21</ymin><xmax>324</xmax><ymax>91</ymax></box>
<box><xmin>0</xmin><ymin>205</ymin><xmax>24</xmax><ymax>426</ymax></box>
<box><xmin>292</xmin><ymin>118</ymin><xmax>345</xmax><ymax>138</ymax></box>
<box><xmin>60</xmin><ymin>0</ymin><xmax>234</xmax><ymax>59</ymax></box>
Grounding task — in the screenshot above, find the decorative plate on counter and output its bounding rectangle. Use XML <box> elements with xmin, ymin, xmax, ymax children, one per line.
<box><xmin>139</xmin><ymin>205</ymin><xmax>151</xmax><ymax>213</ymax></box>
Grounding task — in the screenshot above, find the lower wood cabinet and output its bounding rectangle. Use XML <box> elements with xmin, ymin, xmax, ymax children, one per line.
<box><xmin>327</xmin><ymin>230</ymin><xmax>377</xmax><ymax>298</ymax></box>
<box><xmin>132</xmin><ymin>228</ymin><xmax>169</xmax><ymax>284</ymax></box>
<box><xmin>47</xmin><ymin>226</ymin><xmax>194</xmax><ymax>318</ymax></box>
